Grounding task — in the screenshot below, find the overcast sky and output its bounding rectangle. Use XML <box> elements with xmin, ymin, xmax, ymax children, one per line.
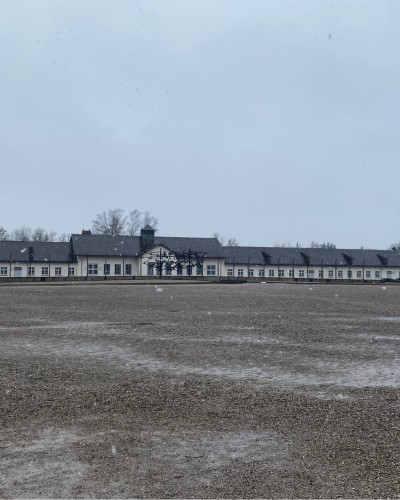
<box><xmin>1</xmin><ymin>0</ymin><xmax>399</xmax><ymax>248</ymax></box>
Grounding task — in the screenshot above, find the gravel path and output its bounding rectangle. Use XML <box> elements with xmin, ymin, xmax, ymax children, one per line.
<box><xmin>1</xmin><ymin>283</ymin><xmax>399</xmax><ymax>498</ymax></box>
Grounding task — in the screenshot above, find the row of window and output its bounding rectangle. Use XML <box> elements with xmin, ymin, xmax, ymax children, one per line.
<box><xmin>0</xmin><ymin>266</ymin><xmax>76</xmax><ymax>277</ymax></box>
<box><xmin>0</xmin><ymin>264</ymin><xmax>397</xmax><ymax>279</ymax></box>
<box><xmin>225</xmin><ymin>268</ymin><xmax>389</xmax><ymax>279</ymax></box>
<box><xmin>88</xmin><ymin>263</ymin><xmax>132</xmax><ymax>276</ymax></box>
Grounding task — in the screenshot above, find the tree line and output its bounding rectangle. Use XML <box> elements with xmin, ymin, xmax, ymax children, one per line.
<box><xmin>91</xmin><ymin>209</ymin><xmax>158</xmax><ymax>236</ymax></box>
<box><xmin>273</xmin><ymin>241</ymin><xmax>337</xmax><ymax>249</ymax></box>
<box><xmin>0</xmin><ymin>208</ymin><xmax>160</xmax><ymax>242</ymax></box>
<box><xmin>212</xmin><ymin>232</ymin><xmax>239</xmax><ymax>247</ymax></box>
<box><xmin>0</xmin><ymin>226</ymin><xmax>68</xmax><ymax>242</ymax></box>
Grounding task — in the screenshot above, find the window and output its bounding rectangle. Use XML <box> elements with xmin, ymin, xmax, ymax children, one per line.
<box><xmin>0</xmin><ymin>266</ymin><xmax>7</xmax><ymax>276</ymax></box>
<box><xmin>279</xmin><ymin>269</ymin><xmax>284</xmax><ymax>277</ymax></box>
<box><xmin>288</xmin><ymin>269</ymin><xmax>294</xmax><ymax>277</ymax></box>
<box><xmin>248</xmin><ymin>269</ymin><xmax>254</xmax><ymax>277</ymax></box>
<box><xmin>27</xmin><ymin>266</ymin><xmax>35</xmax><ymax>276</ymax></box>
<box><xmin>165</xmin><ymin>263</ymin><xmax>172</xmax><ymax>275</ymax></box>
<box><xmin>338</xmin><ymin>270</ymin><xmax>343</xmax><ymax>278</ymax></box>
<box><xmin>387</xmin><ymin>270</ymin><xmax>392</xmax><ymax>278</ymax></box>
<box><xmin>299</xmin><ymin>270</ymin><xmax>305</xmax><ymax>277</ymax></box>
<box><xmin>88</xmin><ymin>264</ymin><xmax>98</xmax><ymax>275</ymax></box>
<box><xmin>207</xmin><ymin>265</ymin><xmax>216</xmax><ymax>276</ymax></box>
<box><xmin>125</xmin><ymin>264</ymin><xmax>132</xmax><ymax>275</ymax></box>
<box><xmin>176</xmin><ymin>263</ymin><xmax>183</xmax><ymax>275</ymax></box>
<box><xmin>68</xmin><ymin>267</ymin><xmax>75</xmax><ymax>276</ymax></box>
<box><xmin>147</xmin><ymin>263</ymin><xmax>154</xmax><ymax>275</ymax></box>
<box><xmin>309</xmin><ymin>270</ymin><xmax>314</xmax><ymax>278</ymax></box>
<box><xmin>357</xmin><ymin>270</ymin><xmax>362</xmax><ymax>278</ymax></box>
<box><xmin>55</xmin><ymin>267</ymin><xmax>62</xmax><ymax>276</ymax></box>
<box><xmin>269</xmin><ymin>269</ymin><xmax>274</xmax><ymax>277</ymax></box>
<box><xmin>227</xmin><ymin>268</ymin><xmax>233</xmax><ymax>276</ymax></box>
<box><xmin>366</xmin><ymin>271</ymin><xmax>371</xmax><ymax>278</ymax></box>
<box><xmin>41</xmin><ymin>267</ymin><xmax>49</xmax><ymax>276</ymax></box>
<box><xmin>259</xmin><ymin>269</ymin><xmax>265</xmax><ymax>277</ymax></box>
<box><xmin>375</xmin><ymin>271</ymin><xmax>380</xmax><ymax>278</ymax></box>
<box><xmin>186</xmin><ymin>265</ymin><xmax>191</xmax><ymax>276</ymax></box>
<box><xmin>104</xmin><ymin>264</ymin><xmax>110</xmax><ymax>275</ymax></box>
<box><xmin>115</xmin><ymin>264</ymin><xmax>121</xmax><ymax>275</ymax></box>
<box><xmin>319</xmin><ymin>270</ymin><xmax>323</xmax><ymax>278</ymax></box>
<box><xmin>237</xmin><ymin>268</ymin><xmax>243</xmax><ymax>277</ymax></box>
<box><xmin>328</xmin><ymin>270</ymin><xmax>333</xmax><ymax>278</ymax></box>
<box><xmin>196</xmin><ymin>264</ymin><xmax>203</xmax><ymax>276</ymax></box>
<box><xmin>347</xmin><ymin>270</ymin><xmax>352</xmax><ymax>278</ymax></box>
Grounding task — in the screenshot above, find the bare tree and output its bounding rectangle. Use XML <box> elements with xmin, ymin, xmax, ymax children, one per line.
<box><xmin>273</xmin><ymin>242</ymin><xmax>294</xmax><ymax>248</ymax></box>
<box><xmin>92</xmin><ymin>209</ymin><xmax>127</xmax><ymax>236</ymax></box>
<box><xmin>142</xmin><ymin>210</ymin><xmax>159</xmax><ymax>232</ymax></box>
<box><xmin>11</xmin><ymin>226</ymin><xmax>32</xmax><ymax>241</ymax></box>
<box><xmin>212</xmin><ymin>232</ymin><xmax>226</xmax><ymax>246</ymax></box>
<box><xmin>92</xmin><ymin>208</ymin><xmax>159</xmax><ymax>236</ymax></box>
<box><xmin>309</xmin><ymin>241</ymin><xmax>336</xmax><ymax>249</ymax></box>
<box><xmin>226</xmin><ymin>237</ymin><xmax>239</xmax><ymax>246</ymax></box>
<box><xmin>126</xmin><ymin>209</ymin><xmax>144</xmax><ymax>236</ymax></box>
<box><xmin>0</xmin><ymin>226</ymin><xmax>8</xmax><ymax>240</ymax></box>
<box><xmin>32</xmin><ymin>227</ymin><xmax>57</xmax><ymax>242</ymax></box>
<box><xmin>58</xmin><ymin>233</ymin><xmax>71</xmax><ymax>242</ymax></box>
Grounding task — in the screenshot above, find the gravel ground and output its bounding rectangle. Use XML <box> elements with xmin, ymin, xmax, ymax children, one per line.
<box><xmin>0</xmin><ymin>282</ymin><xmax>399</xmax><ymax>498</ymax></box>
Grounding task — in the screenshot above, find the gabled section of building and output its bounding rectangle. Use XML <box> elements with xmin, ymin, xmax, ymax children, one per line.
<box><xmin>139</xmin><ymin>227</ymin><xmax>223</xmax><ymax>277</ymax></box>
<box><xmin>0</xmin><ymin>240</ymin><xmax>74</xmax><ymax>278</ymax></box>
<box><xmin>71</xmin><ymin>232</ymin><xmax>141</xmax><ymax>278</ymax></box>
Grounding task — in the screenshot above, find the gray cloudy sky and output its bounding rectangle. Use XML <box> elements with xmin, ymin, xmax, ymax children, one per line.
<box><xmin>1</xmin><ymin>0</ymin><xmax>399</xmax><ymax>248</ymax></box>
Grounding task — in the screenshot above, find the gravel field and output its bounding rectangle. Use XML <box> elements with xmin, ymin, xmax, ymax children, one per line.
<box><xmin>1</xmin><ymin>282</ymin><xmax>399</xmax><ymax>498</ymax></box>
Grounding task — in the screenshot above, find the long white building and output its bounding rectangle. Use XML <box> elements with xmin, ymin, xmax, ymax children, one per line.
<box><xmin>0</xmin><ymin>225</ymin><xmax>399</xmax><ymax>282</ymax></box>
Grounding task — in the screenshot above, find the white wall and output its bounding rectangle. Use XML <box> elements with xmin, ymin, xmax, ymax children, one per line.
<box><xmin>0</xmin><ymin>261</ymin><xmax>74</xmax><ymax>278</ymax></box>
<box><xmin>76</xmin><ymin>256</ymin><xmax>138</xmax><ymax>277</ymax></box>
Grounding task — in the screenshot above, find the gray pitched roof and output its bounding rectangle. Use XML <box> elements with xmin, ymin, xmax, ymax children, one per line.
<box><xmin>154</xmin><ymin>236</ymin><xmax>223</xmax><ymax>256</ymax></box>
<box><xmin>70</xmin><ymin>234</ymin><xmax>223</xmax><ymax>257</ymax></box>
<box><xmin>0</xmin><ymin>241</ymin><xmax>72</xmax><ymax>263</ymax></box>
<box><xmin>67</xmin><ymin>235</ymin><xmax>400</xmax><ymax>267</ymax></box>
<box><xmin>71</xmin><ymin>234</ymin><xmax>141</xmax><ymax>257</ymax></box>
<box><xmin>222</xmin><ymin>246</ymin><xmax>400</xmax><ymax>267</ymax></box>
